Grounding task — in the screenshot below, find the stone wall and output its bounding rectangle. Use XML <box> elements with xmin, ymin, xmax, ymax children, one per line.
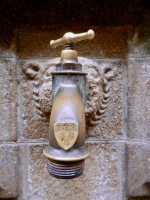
<box><xmin>0</xmin><ymin>1</ymin><xmax>150</xmax><ymax>200</ymax></box>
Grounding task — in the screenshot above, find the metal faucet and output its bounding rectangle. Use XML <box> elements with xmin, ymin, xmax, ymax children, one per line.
<box><xmin>43</xmin><ymin>30</ymin><xmax>95</xmax><ymax>179</ymax></box>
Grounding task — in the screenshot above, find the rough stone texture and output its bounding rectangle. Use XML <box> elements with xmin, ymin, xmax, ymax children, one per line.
<box><xmin>128</xmin><ymin>25</ymin><xmax>150</xmax><ymax>58</ymax></box>
<box><xmin>0</xmin><ymin>144</ymin><xmax>18</xmax><ymax>198</ymax></box>
<box><xmin>126</xmin><ymin>143</ymin><xmax>150</xmax><ymax>197</ymax></box>
<box><xmin>17</xmin><ymin>26</ymin><xmax>134</xmax><ymax>59</ymax></box>
<box><xmin>128</xmin><ymin>58</ymin><xmax>150</xmax><ymax>141</ymax></box>
<box><xmin>18</xmin><ymin>144</ymin><xmax>27</xmax><ymax>200</ymax></box>
<box><xmin>1</xmin><ymin>0</ymin><xmax>150</xmax><ymax>30</ymax></box>
<box><xmin>117</xmin><ymin>142</ymin><xmax>127</xmax><ymax>200</ymax></box>
<box><xmin>0</xmin><ymin>1</ymin><xmax>150</xmax><ymax>199</ymax></box>
<box><xmin>129</xmin><ymin>198</ymin><xmax>150</xmax><ymax>200</ymax></box>
<box><xmin>17</xmin><ymin>29</ymin><xmax>62</xmax><ymax>59</ymax></box>
<box><xmin>19</xmin><ymin>57</ymin><xmax>123</xmax><ymax>140</ymax></box>
<box><xmin>87</xmin><ymin>59</ymin><xmax>125</xmax><ymax>139</ymax></box>
<box><xmin>24</xmin><ymin>142</ymin><xmax>121</xmax><ymax>200</ymax></box>
<box><xmin>0</xmin><ymin>58</ymin><xmax>17</xmax><ymax>142</ymax></box>
<box><xmin>0</xmin><ymin>28</ymin><xmax>17</xmax><ymax>58</ymax></box>
<box><xmin>18</xmin><ymin>60</ymin><xmax>49</xmax><ymax>141</ymax></box>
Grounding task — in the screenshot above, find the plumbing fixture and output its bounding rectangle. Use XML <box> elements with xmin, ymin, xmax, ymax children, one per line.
<box><xmin>43</xmin><ymin>30</ymin><xmax>95</xmax><ymax>179</ymax></box>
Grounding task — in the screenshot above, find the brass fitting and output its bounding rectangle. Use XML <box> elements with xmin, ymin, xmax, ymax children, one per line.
<box><xmin>50</xmin><ymin>29</ymin><xmax>95</xmax><ymax>48</ymax></box>
<box><xmin>43</xmin><ymin>30</ymin><xmax>95</xmax><ymax>179</ymax></box>
<box><xmin>50</xmin><ymin>29</ymin><xmax>95</xmax><ymax>62</ymax></box>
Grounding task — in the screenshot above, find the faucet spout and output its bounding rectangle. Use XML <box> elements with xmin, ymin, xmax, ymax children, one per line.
<box><xmin>49</xmin><ymin>83</ymin><xmax>86</xmax><ymax>149</ymax></box>
<box><xmin>43</xmin><ymin>30</ymin><xmax>95</xmax><ymax>179</ymax></box>
<box><xmin>43</xmin><ymin>71</ymin><xmax>89</xmax><ymax>179</ymax></box>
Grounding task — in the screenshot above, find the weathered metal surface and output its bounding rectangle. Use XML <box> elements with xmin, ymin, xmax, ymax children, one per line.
<box><xmin>43</xmin><ymin>32</ymin><xmax>95</xmax><ymax>178</ymax></box>
<box><xmin>44</xmin><ymin>74</ymin><xmax>88</xmax><ymax>178</ymax></box>
<box><xmin>47</xmin><ymin>159</ymin><xmax>85</xmax><ymax>179</ymax></box>
<box><xmin>49</xmin><ymin>83</ymin><xmax>86</xmax><ymax>149</ymax></box>
<box><xmin>56</xmin><ymin>62</ymin><xmax>82</xmax><ymax>71</ymax></box>
<box><xmin>52</xmin><ymin>73</ymin><xmax>86</xmax><ymax>106</ymax></box>
<box><xmin>50</xmin><ymin>30</ymin><xmax>94</xmax><ymax>48</ymax></box>
<box><xmin>42</xmin><ymin>48</ymin><xmax>89</xmax><ymax>178</ymax></box>
<box><xmin>43</xmin><ymin>145</ymin><xmax>88</xmax><ymax>178</ymax></box>
<box><xmin>54</xmin><ymin>122</ymin><xmax>78</xmax><ymax>150</ymax></box>
<box><xmin>43</xmin><ymin>146</ymin><xmax>89</xmax><ymax>162</ymax></box>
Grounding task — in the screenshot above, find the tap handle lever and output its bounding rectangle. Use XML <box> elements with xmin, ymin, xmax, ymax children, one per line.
<box><xmin>50</xmin><ymin>29</ymin><xmax>95</xmax><ymax>48</ymax></box>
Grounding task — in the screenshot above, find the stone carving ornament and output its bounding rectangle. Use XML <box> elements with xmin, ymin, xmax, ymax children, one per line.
<box><xmin>23</xmin><ymin>57</ymin><xmax>115</xmax><ymax>126</ymax></box>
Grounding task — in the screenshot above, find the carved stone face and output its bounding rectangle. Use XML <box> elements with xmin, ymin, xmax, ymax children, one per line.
<box><xmin>23</xmin><ymin>57</ymin><xmax>114</xmax><ymax>126</ymax></box>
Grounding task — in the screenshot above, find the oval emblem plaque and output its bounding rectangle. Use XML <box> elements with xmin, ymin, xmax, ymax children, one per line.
<box><xmin>54</xmin><ymin>122</ymin><xmax>78</xmax><ymax>150</ymax></box>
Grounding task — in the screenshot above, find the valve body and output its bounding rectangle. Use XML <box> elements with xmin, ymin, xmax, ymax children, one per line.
<box><xmin>43</xmin><ymin>30</ymin><xmax>94</xmax><ymax>178</ymax></box>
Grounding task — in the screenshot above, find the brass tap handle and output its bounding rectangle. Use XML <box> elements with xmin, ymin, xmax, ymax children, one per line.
<box><xmin>50</xmin><ymin>29</ymin><xmax>95</xmax><ymax>48</ymax></box>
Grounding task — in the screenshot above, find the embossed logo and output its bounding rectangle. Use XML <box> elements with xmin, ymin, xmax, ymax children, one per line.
<box><xmin>54</xmin><ymin>122</ymin><xmax>78</xmax><ymax>150</ymax></box>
